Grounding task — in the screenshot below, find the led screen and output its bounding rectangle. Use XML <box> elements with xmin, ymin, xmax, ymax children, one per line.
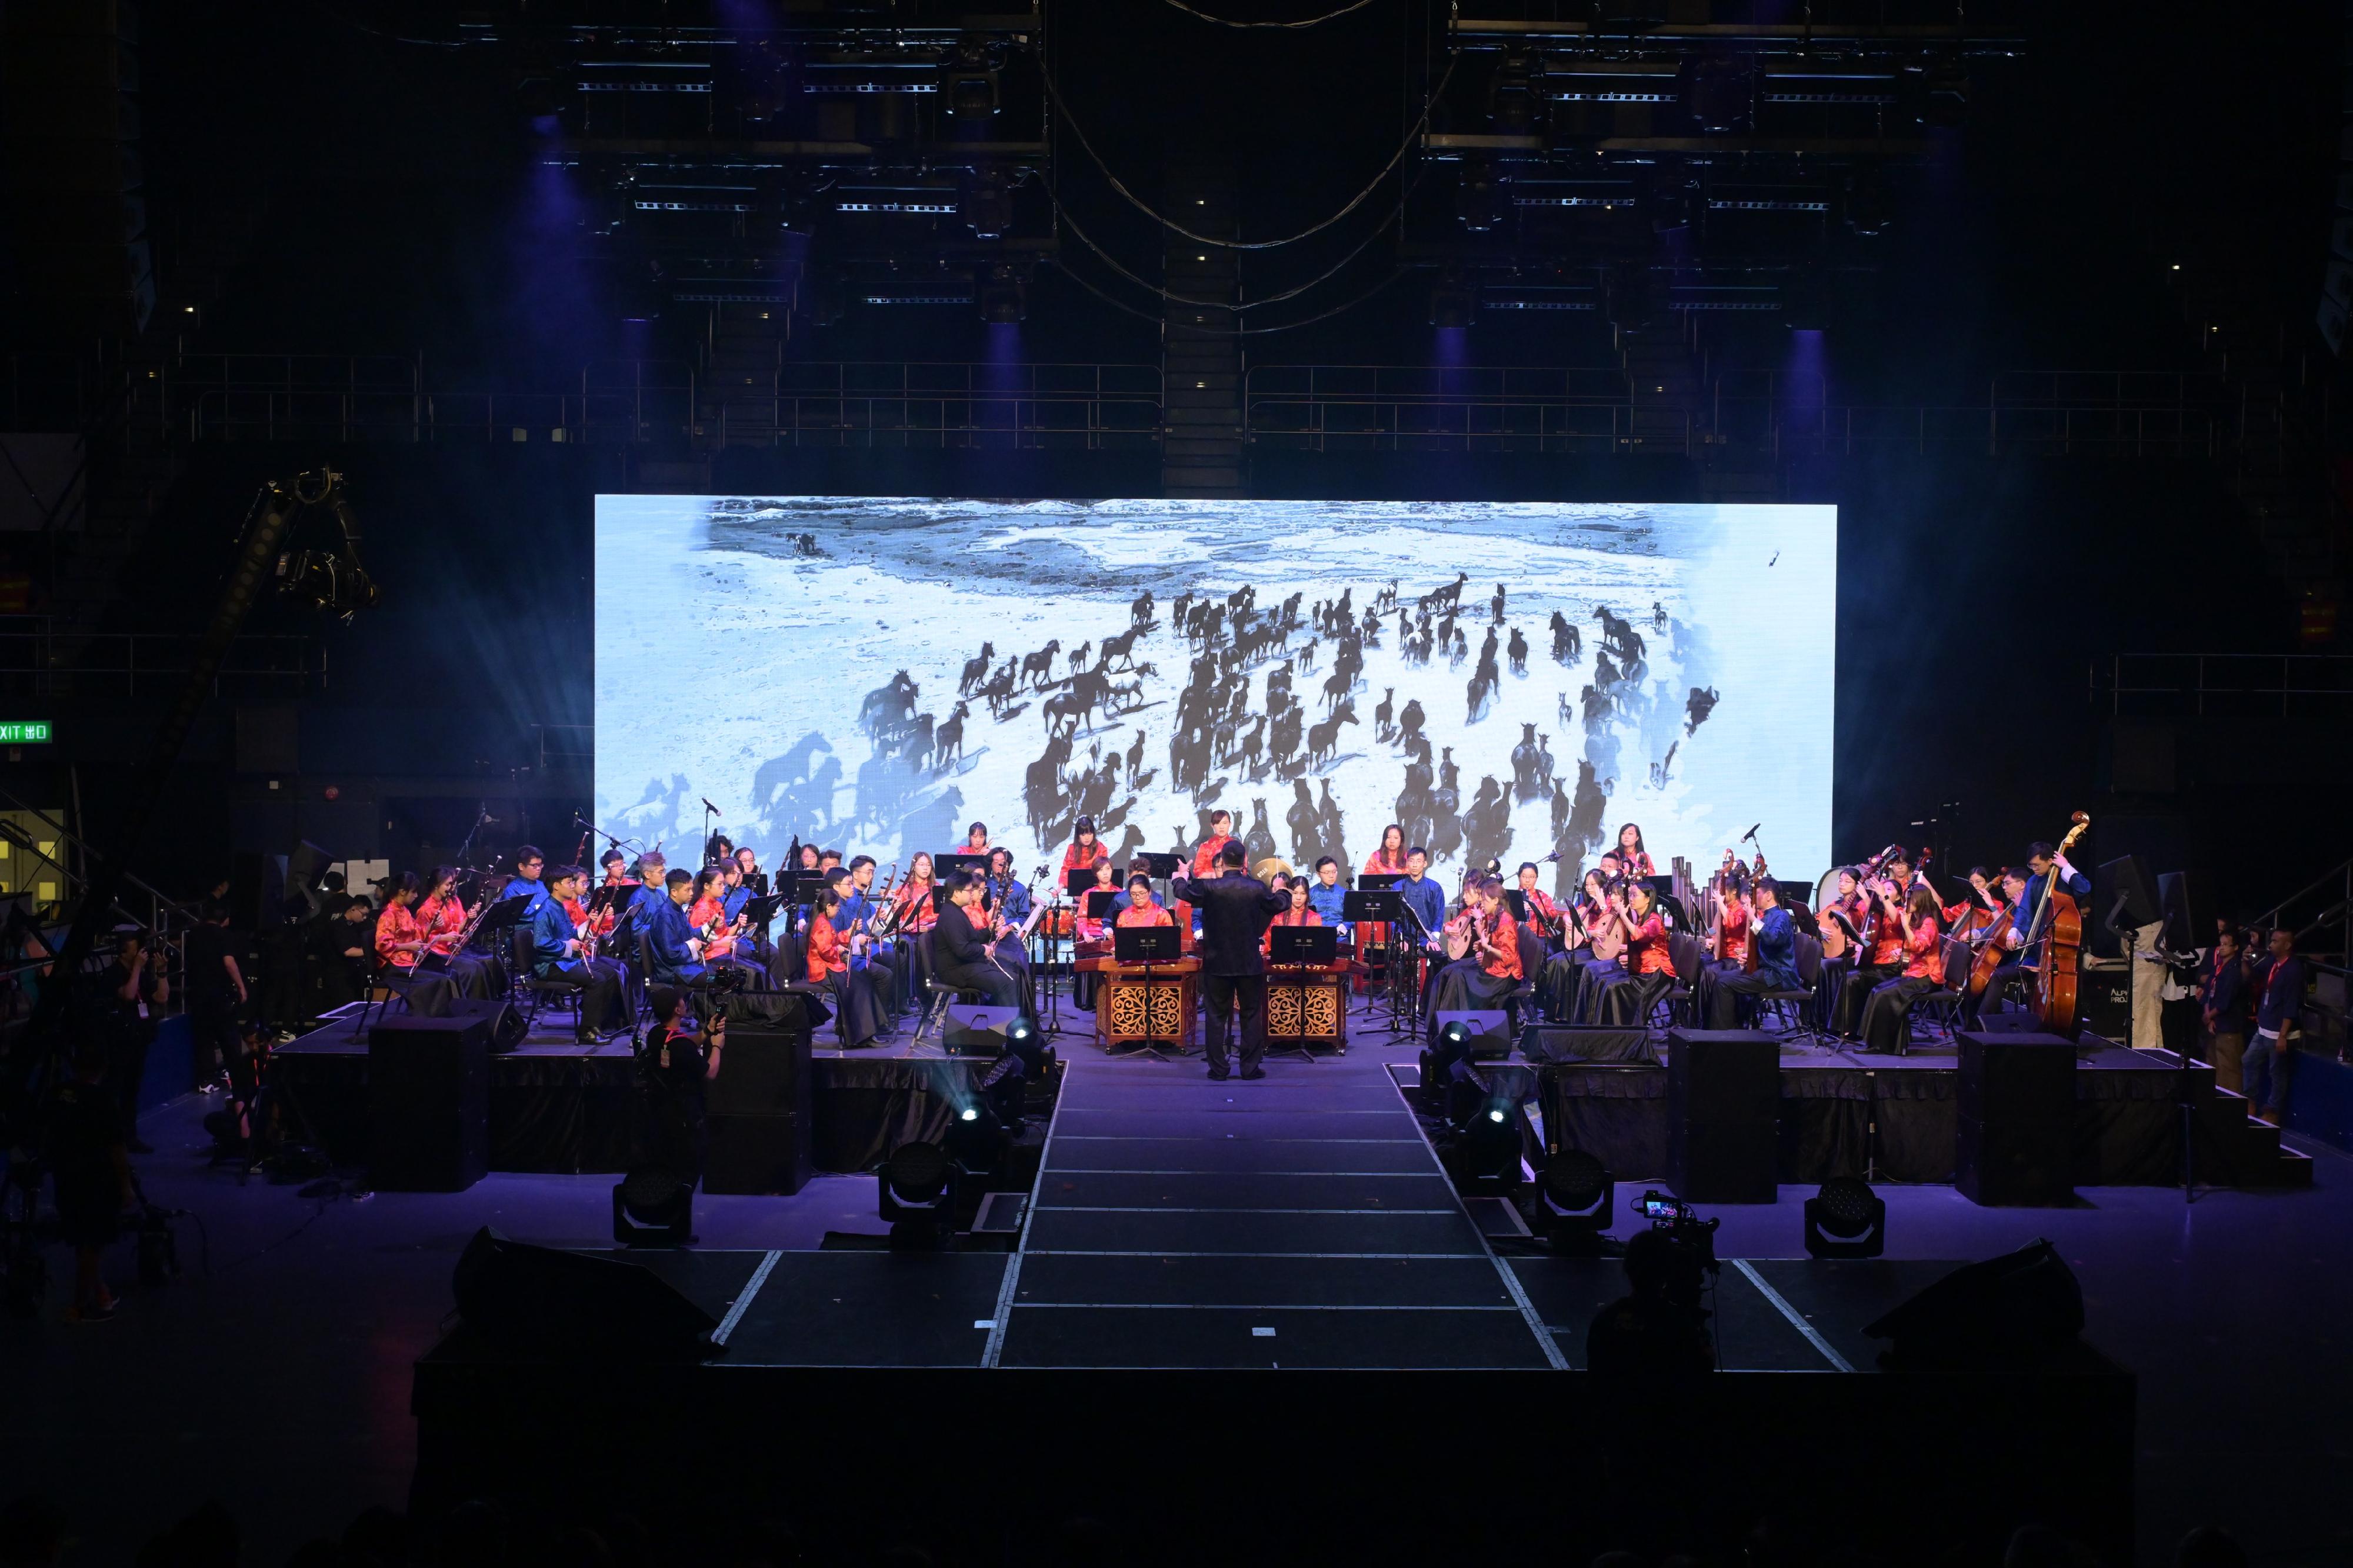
<box><xmin>595</xmin><ymin>497</ymin><xmax>1835</xmax><ymax>899</ymax></box>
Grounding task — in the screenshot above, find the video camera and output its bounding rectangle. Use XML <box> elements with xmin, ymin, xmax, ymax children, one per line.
<box><xmin>1637</xmin><ymin>1189</ymin><xmax>1722</xmax><ymax>1269</ymax></box>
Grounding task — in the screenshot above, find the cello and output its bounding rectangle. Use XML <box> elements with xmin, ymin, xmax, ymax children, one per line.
<box><xmin>2033</xmin><ymin>812</ymin><xmax>2092</xmax><ymax>1037</ymax></box>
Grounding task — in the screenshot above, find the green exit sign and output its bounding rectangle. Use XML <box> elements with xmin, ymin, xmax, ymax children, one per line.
<box><xmin>0</xmin><ymin>722</ymin><xmax>51</xmax><ymax>744</ymax></box>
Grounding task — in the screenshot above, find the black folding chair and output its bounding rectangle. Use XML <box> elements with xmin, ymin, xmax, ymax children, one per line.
<box><xmin>512</xmin><ymin>926</ymin><xmax>585</xmax><ymax>1035</ymax></box>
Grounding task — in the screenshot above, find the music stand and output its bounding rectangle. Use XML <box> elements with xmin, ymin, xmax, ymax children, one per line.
<box><xmin>1501</xmin><ymin>889</ymin><xmax>1529</xmax><ymax>922</ymax></box>
<box><xmin>1358</xmin><ymin>872</ymin><xmax>1403</xmax><ymax>891</ymax></box>
<box><xmin>1110</xmin><ymin>923</ymin><xmax>1184</xmax><ymax>1060</ymax></box>
<box><xmin>1085</xmin><ymin>889</ymin><xmax>1118</xmax><ymax>922</ymax></box>
<box><xmin>1267</xmin><ymin>925</ymin><xmax>1340</xmax><ymax>1063</ymax></box>
<box><xmin>1133</xmin><ymin>852</ymin><xmax>1181</xmax><ymax>880</ymax></box>
<box><xmin>937</xmin><ymin>853</ymin><xmax>990</xmax><ymax>879</ymax></box>
<box><xmin>1063</xmin><ymin>867</ymin><xmax>1101</xmax><ymax>898</ymax></box>
<box><xmin>1345</xmin><ymin>889</ymin><xmax>1423</xmax><ymax>1040</ymax></box>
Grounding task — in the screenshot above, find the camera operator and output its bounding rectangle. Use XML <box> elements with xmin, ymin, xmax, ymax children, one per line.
<box><xmin>46</xmin><ymin>1039</ymin><xmax>134</xmax><ymax>1323</ymax></box>
<box><xmin>96</xmin><ymin>931</ymin><xmax>169</xmax><ymax>1154</ymax></box>
<box><xmin>1586</xmin><ymin>1226</ymin><xmax>1715</xmax><ymax>1376</ymax></box>
<box><xmin>641</xmin><ymin>987</ymin><xmax>724</xmax><ymax>1183</ymax></box>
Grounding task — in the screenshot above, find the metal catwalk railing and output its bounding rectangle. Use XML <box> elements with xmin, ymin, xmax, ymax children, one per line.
<box><xmin>4</xmin><ymin>351</ymin><xmax>2290</xmax><ymax>462</ymax></box>
<box><xmin>2091</xmin><ymin>653</ymin><xmax>2353</xmax><ymax>718</ymax></box>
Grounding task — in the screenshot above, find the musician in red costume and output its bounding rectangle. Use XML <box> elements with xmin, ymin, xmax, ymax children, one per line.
<box><xmin>1426</xmin><ymin>875</ymin><xmax>1524</xmax><ymax>1037</ymax></box>
<box><xmin>1260</xmin><ymin>875</ymin><xmax>1322</xmax><ymax>959</ymax></box>
<box><xmin>415</xmin><ymin>865</ymin><xmax>498</xmax><ymax>997</ymax></box>
<box><xmin>1185</xmin><ymin>809</ymin><xmax>1239</xmax><ymax>882</ymax></box>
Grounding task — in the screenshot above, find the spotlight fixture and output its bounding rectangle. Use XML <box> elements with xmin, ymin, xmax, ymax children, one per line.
<box><xmin>978</xmin><ymin>263</ymin><xmax>1026</xmax><ymax>324</ymax></box>
<box><xmin>944</xmin><ymin>1098</ymin><xmax>1008</xmax><ymax>1182</ymax></box>
<box><xmin>1451</xmin><ymin>1097</ymin><xmax>1524</xmax><ymax>1192</ymax></box>
<box><xmin>612</xmin><ymin>1166</ymin><xmax>694</xmax><ymax>1247</ymax></box>
<box><xmin>941</xmin><ymin>38</ymin><xmax>1000</xmax><ymax>118</ymax></box>
<box><xmin>1678</xmin><ymin>55</ymin><xmax>1757</xmax><ymax>135</ymax></box>
<box><xmin>1487</xmin><ymin>49</ymin><xmax>1545</xmax><ymax>134</ymax></box>
<box><xmin>962</xmin><ymin>167</ymin><xmax>1014</xmax><ymax>239</ymax></box>
<box><xmin>1428</xmin><ymin>272</ymin><xmax>1478</xmax><ymax>329</ymax></box>
<box><xmin>878</xmin><ymin>1139</ymin><xmax>957</xmax><ymax>1247</ymax></box>
<box><xmin>1804</xmin><ymin>1176</ymin><xmax>1886</xmax><ymax>1259</ymax></box>
<box><xmin>1454</xmin><ymin>160</ymin><xmax>1512</xmax><ymax>234</ymax></box>
<box><xmin>1536</xmin><ymin>1149</ymin><xmax>1615</xmax><ymax>1250</ymax></box>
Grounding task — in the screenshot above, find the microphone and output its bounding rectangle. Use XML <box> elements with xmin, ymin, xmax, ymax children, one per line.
<box><xmin>1740</xmin><ymin>823</ymin><xmax>1760</xmax><ymax>842</ymax></box>
<box><xmin>702</xmin><ymin>798</ymin><xmax>721</xmax><ymax>815</ymax></box>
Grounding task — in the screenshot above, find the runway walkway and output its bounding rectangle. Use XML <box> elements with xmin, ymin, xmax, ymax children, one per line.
<box><xmin>984</xmin><ymin>1030</ymin><xmax>1563</xmax><ymax>1369</ymax></box>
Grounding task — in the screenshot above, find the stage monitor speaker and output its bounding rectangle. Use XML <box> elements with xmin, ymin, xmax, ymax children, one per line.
<box><xmin>368</xmin><ymin>1014</ymin><xmax>491</xmax><ymax>1192</ymax></box>
<box><xmin>2091</xmin><ymin>855</ymin><xmax>2158</xmax><ymax>959</ymax></box>
<box><xmin>944</xmin><ymin>1003</ymin><xmax>1022</xmax><ymax>1055</ymax></box>
<box><xmin>1863</xmin><ymin>1239</ymin><xmax>2086</xmax><ymax>1369</ymax></box>
<box><xmin>1665</xmin><ymin>1029</ymin><xmax>1779</xmax><ymax>1203</ymax></box>
<box><xmin>1522</xmin><ymin>1026</ymin><xmax>1654</xmax><ymax>1066</ymax></box>
<box><xmin>442</xmin><ymin>995</ymin><xmax>528</xmax><ymax>1053</ymax></box>
<box><xmin>704</xmin><ymin>1025</ymin><xmax>814</xmax><ymax>1196</ymax></box>
<box><xmin>1955</xmin><ymin>1031</ymin><xmax>2076</xmax><ymax>1206</ymax></box>
<box><xmin>2155</xmin><ymin>870</ymin><xmax>2194</xmax><ymax>953</ymax></box>
<box><xmin>1434</xmin><ymin>1009</ymin><xmax>1513</xmax><ymax>1061</ymax></box>
<box><xmin>452</xmin><ymin>1226</ymin><xmax>718</xmax><ymax>1361</ymax></box>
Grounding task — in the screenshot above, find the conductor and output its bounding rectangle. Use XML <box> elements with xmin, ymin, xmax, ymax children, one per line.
<box><xmin>1187</xmin><ymin>841</ymin><xmax>1290</xmax><ymax>1080</ymax></box>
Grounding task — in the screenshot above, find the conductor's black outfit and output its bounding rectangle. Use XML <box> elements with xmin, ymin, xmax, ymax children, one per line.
<box><xmin>1188</xmin><ymin>870</ymin><xmax>1291</xmax><ymax>1076</ymax></box>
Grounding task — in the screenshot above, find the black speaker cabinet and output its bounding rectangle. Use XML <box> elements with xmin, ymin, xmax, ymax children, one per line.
<box><xmin>442</xmin><ymin>995</ymin><xmax>528</xmax><ymax>1052</ymax></box>
<box><xmin>1522</xmin><ymin>1026</ymin><xmax>1654</xmax><ymax>1065</ymax></box>
<box><xmin>1956</xmin><ymin>1031</ymin><xmax>2077</xmax><ymax>1206</ymax></box>
<box><xmin>704</xmin><ymin>1025</ymin><xmax>814</xmax><ymax>1195</ymax></box>
<box><xmin>1432</xmin><ymin>1009</ymin><xmax>1514</xmax><ymax>1060</ymax></box>
<box><xmin>368</xmin><ymin>1013</ymin><xmax>491</xmax><ymax>1192</ymax></box>
<box><xmin>1665</xmin><ymin>1029</ymin><xmax>1781</xmax><ymax>1203</ymax></box>
<box><xmin>943</xmin><ymin>1003</ymin><xmax>1022</xmax><ymax>1055</ymax></box>
<box><xmin>453</xmin><ymin>1227</ymin><xmax>718</xmax><ymax>1360</ymax></box>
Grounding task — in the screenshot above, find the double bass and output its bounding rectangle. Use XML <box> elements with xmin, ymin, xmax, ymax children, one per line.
<box><xmin>2033</xmin><ymin>812</ymin><xmax>2092</xmax><ymax>1036</ymax></box>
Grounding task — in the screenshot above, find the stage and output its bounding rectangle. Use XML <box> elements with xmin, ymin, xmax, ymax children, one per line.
<box><xmin>408</xmin><ymin>1034</ymin><xmax>2138</xmax><ymax>1564</ymax></box>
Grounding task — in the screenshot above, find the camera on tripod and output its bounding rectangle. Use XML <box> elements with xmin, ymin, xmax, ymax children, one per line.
<box><xmin>1637</xmin><ymin>1189</ymin><xmax>1721</xmax><ymax>1269</ymax></box>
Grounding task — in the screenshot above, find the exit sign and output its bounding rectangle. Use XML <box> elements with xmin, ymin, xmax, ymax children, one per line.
<box><xmin>0</xmin><ymin>722</ymin><xmax>51</xmax><ymax>744</ymax></box>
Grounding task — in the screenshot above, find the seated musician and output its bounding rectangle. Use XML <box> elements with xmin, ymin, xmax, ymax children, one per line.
<box><xmin>1262</xmin><ymin>876</ymin><xmax>1322</xmax><ymax>960</ymax></box>
<box><xmin>1511</xmin><ymin>860</ymin><xmax>1562</xmax><ymax>985</ymax></box>
<box><xmin>1536</xmin><ymin>868</ymin><xmax>1607</xmax><ymax>1023</ymax></box>
<box><xmin>1061</xmin><ymin>816</ymin><xmax>1111</xmax><ymax>893</ymax></box>
<box><xmin>1427</xmin><ymin>875</ymin><xmax>1524</xmax><ymax>1040</ymax></box>
<box><xmin>1175</xmin><ymin>809</ymin><xmax>1239</xmax><ymax>889</ymax></box>
<box><xmin>1614</xmin><ymin>823</ymin><xmax>1656</xmax><ymax>880</ymax></box>
<box><xmin>1306</xmin><ymin>857</ymin><xmax>1349</xmax><ymax>929</ymax></box>
<box><xmin>415</xmin><ymin>865</ymin><xmax>496</xmax><ymax>997</ymax></box>
<box><xmin>831</xmin><ymin>862</ymin><xmax>901</xmax><ymax>1016</ymax></box>
<box><xmin>1968</xmin><ymin>866</ymin><xmax>2039</xmax><ymax>1023</ymax></box>
<box><xmin>1834</xmin><ymin>855</ymin><xmax>1914</xmax><ymax>1037</ymax></box>
<box><xmin>962</xmin><ymin>821</ymin><xmax>992</xmax><ymax>859</ymax></box>
<box><xmin>645</xmin><ymin>869</ymin><xmax>714</xmax><ymax>987</ymax></box>
<box><xmin>984</xmin><ymin>848</ymin><xmax>1034</xmax><ymax>971</ymax></box>
<box><xmin>374</xmin><ymin>873</ymin><xmax>428</xmax><ymax>978</ymax></box>
<box><xmin>598</xmin><ymin>849</ymin><xmax>634</xmax><ymax>890</ymax></box>
<box><xmin>625</xmin><ymin>852</ymin><xmax>671</xmax><ymax>938</ymax></box>
<box><xmin>894</xmin><ymin>850</ymin><xmax>942</xmax><ymax>995</ymax></box>
<box><xmin>1858</xmin><ymin>889</ymin><xmax>1944</xmax><ymax>1052</ymax></box>
<box><xmin>805</xmin><ymin>885</ymin><xmax>886</xmax><ymax>1050</ymax></box>
<box><xmin>1115</xmin><ymin>873</ymin><xmax>1174</xmax><ymax>931</ymax></box>
<box><xmin>690</xmin><ymin>868</ymin><xmax>772</xmax><ymax>989</ymax></box>
<box><xmin>1704</xmin><ymin>876</ymin><xmax>1803</xmax><ymax>1028</ymax></box>
<box><xmin>1357</xmin><ymin>825</ymin><xmax>1411</xmax><ymax>971</ymax></box>
<box><xmin>1074</xmin><ymin>862</ymin><xmax>1124</xmax><ymax>948</ymax></box>
<box><xmin>718</xmin><ymin>860</ymin><xmax>752</xmax><ymax>923</ymax></box>
<box><xmin>1943</xmin><ymin>866</ymin><xmax>2008</xmax><ymax>934</ymax></box>
<box><xmin>499</xmin><ymin>846</ymin><xmax>552</xmax><ymax>923</ymax></box>
<box><xmin>530</xmin><ymin>866</ymin><xmax>626</xmax><ymax>1043</ymax></box>
<box><xmin>934</xmin><ymin>870</ymin><xmax>1024</xmax><ymax>1009</ymax></box>
<box><xmin>1584</xmin><ymin>881</ymin><xmax>1674</xmax><ymax>1027</ymax></box>
<box><xmin>733</xmin><ymin>845</ymin><xmax>766</xmax><ymax>896</ymax></box>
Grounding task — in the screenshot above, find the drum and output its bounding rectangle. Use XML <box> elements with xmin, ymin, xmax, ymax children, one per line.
<box><xmin>1042</xmin><ymin>906</ymin><xmax>1075</xmax><ymax>939</ymax></box>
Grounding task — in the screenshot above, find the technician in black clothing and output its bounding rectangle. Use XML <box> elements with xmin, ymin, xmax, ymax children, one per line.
<box><xmin>96</xmin><ymin>932</ymin><xmax>169</xmax><ymax>1154</ymax></box>
<box><xmin>182</xmin><ymin>902</ymin><xmax>251</xmax><ymax>1109</ymax></box>
<box><xmin>933</xmin><ymin>872</ymin><xmax>1023</xmax><ymax>1009</ymax></box>
<box><xmin>641</xmin><ymin>986</ymin><xmax>724</xmax><ymax>1181</ymax></box>
<box><xmin>1585</xmin><ymin>1228</ymin><xmax>1715</xmax><ymax>1377</ymax></box>
<box><xmin>1189</xmin><ymin>841</ymin><xmax>1290</xmax><ymax>1080</ymax></box>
